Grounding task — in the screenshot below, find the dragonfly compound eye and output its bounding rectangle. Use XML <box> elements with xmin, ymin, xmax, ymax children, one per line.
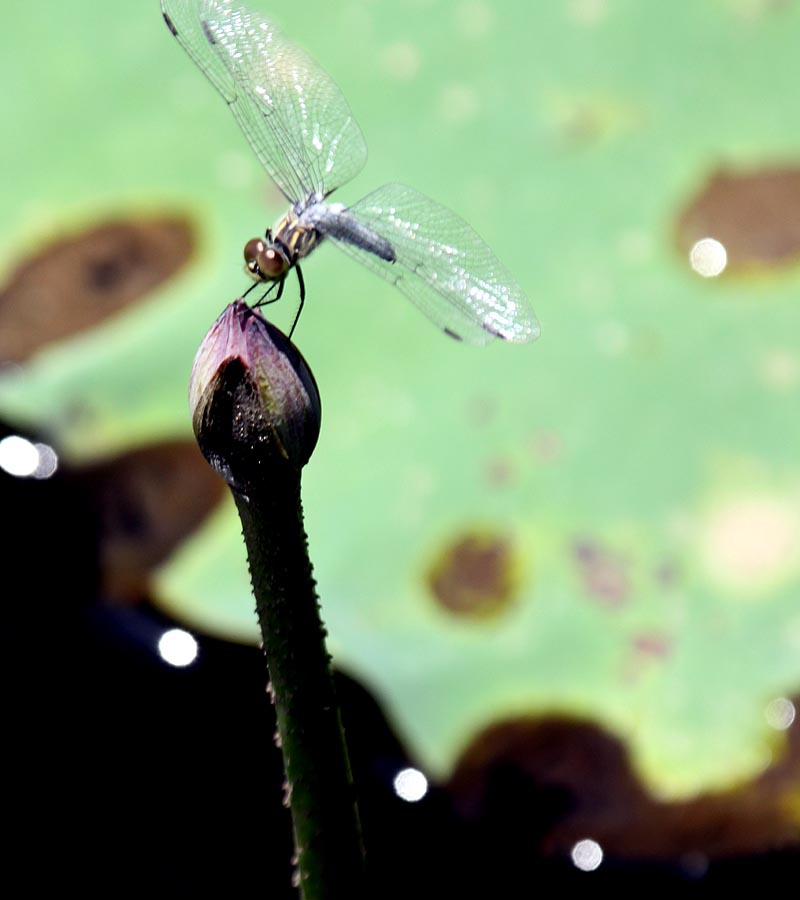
<box><xmin>244</xmin><ymin>237</ymin><xmax>266</xmax><ymax>278</ymax></box>
<box><xmin>244</xmin><ymin>237</ymin><xmax>288</xmax><ymax>282</ymax></box>
<box><xmin>258</xmin><ymin>247</ymin><xmax>288</xmax><ymax>280</ymax></box>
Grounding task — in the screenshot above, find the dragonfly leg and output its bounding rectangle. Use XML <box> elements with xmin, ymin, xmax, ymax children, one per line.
<box><xmin>288</xmin><ymin>265</ymin><xmax>305</xmax><ymax>340</ymax></box>
<box><xmin>253</xmin><ymin>277</ymin><xmax>284</xmax><ymax>308</ymax></box>
<box><xmin>242</xmin><ymin>280</ymin><xmax>260</xmax><ymax>301</ymax></box>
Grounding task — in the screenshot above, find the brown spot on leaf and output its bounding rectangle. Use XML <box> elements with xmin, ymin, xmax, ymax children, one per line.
<box><xmin>78</xmin><ymin>440</ymin><xmax>226</xmax><ymax>602</ymax></box>
<box><xmin>450</xmin><ymin>717</ymin><xmax>645</xmax><ymax>823</ymax></box>
<box><xmin>0</xmin><ymin>216</ymin><xmax>194</xmax><ymax>363</ymax></box>
<box><xmin>572</xmin><ymin>538</ymin><xmax>630</xmax><ymax>607</ymax></box>
<box><xmin>676</xmin><ymin>166</ymin><xmax>800</xmax><ymax>271</ymax></box>
<box><xmin>427</xmin><ymin>532</ymin><xmax>519</xmax><ymax>617</ymax></box>
<box><xmin>448</xmin><ymin>711</ymin><xmax>800</xmax><ymax>866</ymax></box>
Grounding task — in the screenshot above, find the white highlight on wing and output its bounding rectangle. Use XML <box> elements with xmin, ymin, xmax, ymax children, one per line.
<box><xmin>330</xmin><ymin>184</ymin><xmax>540</xmax><ymax>345</ymax></box>
<box><xmin>161</xmin><ymin>0</ymin><xmax>367</xmax><ymax>201</ymax></box>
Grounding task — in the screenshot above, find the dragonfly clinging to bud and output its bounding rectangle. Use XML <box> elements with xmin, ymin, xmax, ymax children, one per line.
<box><xmin>161</xmin><ymin>0</ymin><xmax>540</xmax><ymax>345</ymax></box>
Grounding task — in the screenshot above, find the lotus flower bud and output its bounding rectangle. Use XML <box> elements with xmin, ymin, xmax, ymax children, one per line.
<box><xmin>189</xmin><ymin>300</ymin><xmax>321</xmax><ymax>491</ymax></box>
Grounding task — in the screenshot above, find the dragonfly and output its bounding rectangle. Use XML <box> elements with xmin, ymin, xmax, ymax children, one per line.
<box><xmin>161</xmin><ymin>0</ymin><xmax>540</xmax><ymax>345</ymax></box>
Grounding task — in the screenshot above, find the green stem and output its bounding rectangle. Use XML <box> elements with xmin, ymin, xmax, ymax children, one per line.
<box><xmin>232</xmin><ymin>476</ymin><xmax>365</xmax><ymax>899</ymax></box>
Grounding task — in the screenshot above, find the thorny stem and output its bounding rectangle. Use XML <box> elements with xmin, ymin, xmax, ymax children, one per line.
<box><xmin>232</xmin><ymin>476</ymin><xmax>365</xmax><ymax>899</ymax></box>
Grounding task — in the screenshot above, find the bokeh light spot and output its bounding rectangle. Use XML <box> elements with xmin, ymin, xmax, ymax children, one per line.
<box><xmin>158</xmin><ymin>628</ymin><xmax>199</xmax><ymax>667</ymax></box>
<box><xmin>393</xmin><ymin>767</ymin><xmax>428</xmax><ymax>802</ymax></box>
<box><xmin>690</xmin><ymin>237</ymin><xmax>728</xmax><ymax>277</ymax></box>
<box><xmin>32</xmin><ymin>443</ymin><xmax>59</xmax><ymax>479</ymax></box>
<box><xmin>700</xmin><ymin>495</ymin><xmax>800</xmax><ymax>592</ymax></box>
<box><xmin>571</xmin><ymin>838</ymin><xmax>603</xmax><ymax>871</ymax></box>
<box><xmin>764</xmin><ymin>697</ymin><xmax>796</xmax><ymax>731</ymax></box>
<box><xmin>0</xmin><ymin>435</ymin><xmax>41</xmax><ymax>477</ymax></box>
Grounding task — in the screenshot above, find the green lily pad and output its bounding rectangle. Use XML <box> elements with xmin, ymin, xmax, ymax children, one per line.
<box><xmin>2</xmin><ymin>0</ymin><xmax>800</xmax><ymax>801</ymax></box>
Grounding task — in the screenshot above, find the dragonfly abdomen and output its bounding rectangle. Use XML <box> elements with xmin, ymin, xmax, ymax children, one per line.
<box><xmin>314</xmin><ymin>207</ymin><xmax>396</xmax><ymax>264</ymax></box>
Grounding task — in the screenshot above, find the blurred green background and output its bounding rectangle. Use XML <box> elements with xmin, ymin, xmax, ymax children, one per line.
<box><xmin>1</xmin><ymin>0</ymin><xmax>799</xmax><ymax>809</ymax></box>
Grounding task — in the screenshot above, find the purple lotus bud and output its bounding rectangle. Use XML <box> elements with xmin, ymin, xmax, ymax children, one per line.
<box><xmin>189</xmin><ymin>300</ymin><xmax>321</xmax><ymax>491</ymax></box>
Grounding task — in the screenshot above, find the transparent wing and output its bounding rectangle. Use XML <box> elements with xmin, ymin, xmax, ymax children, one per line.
<box><xmin>161</xmin><ymin>0</ymin><xmax>368</xmax><ymax>202</ymax></box>
<box><xmin>326</xmin><ymin>184</ymin><xmax>540</xmax><ymax>345</ymax></box>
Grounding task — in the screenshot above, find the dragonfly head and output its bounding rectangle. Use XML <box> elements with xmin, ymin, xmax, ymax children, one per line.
<box><xmin>244</xmin><ymin>237</ymin><xmax>289</xmax><ymax>282</ymax></box>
